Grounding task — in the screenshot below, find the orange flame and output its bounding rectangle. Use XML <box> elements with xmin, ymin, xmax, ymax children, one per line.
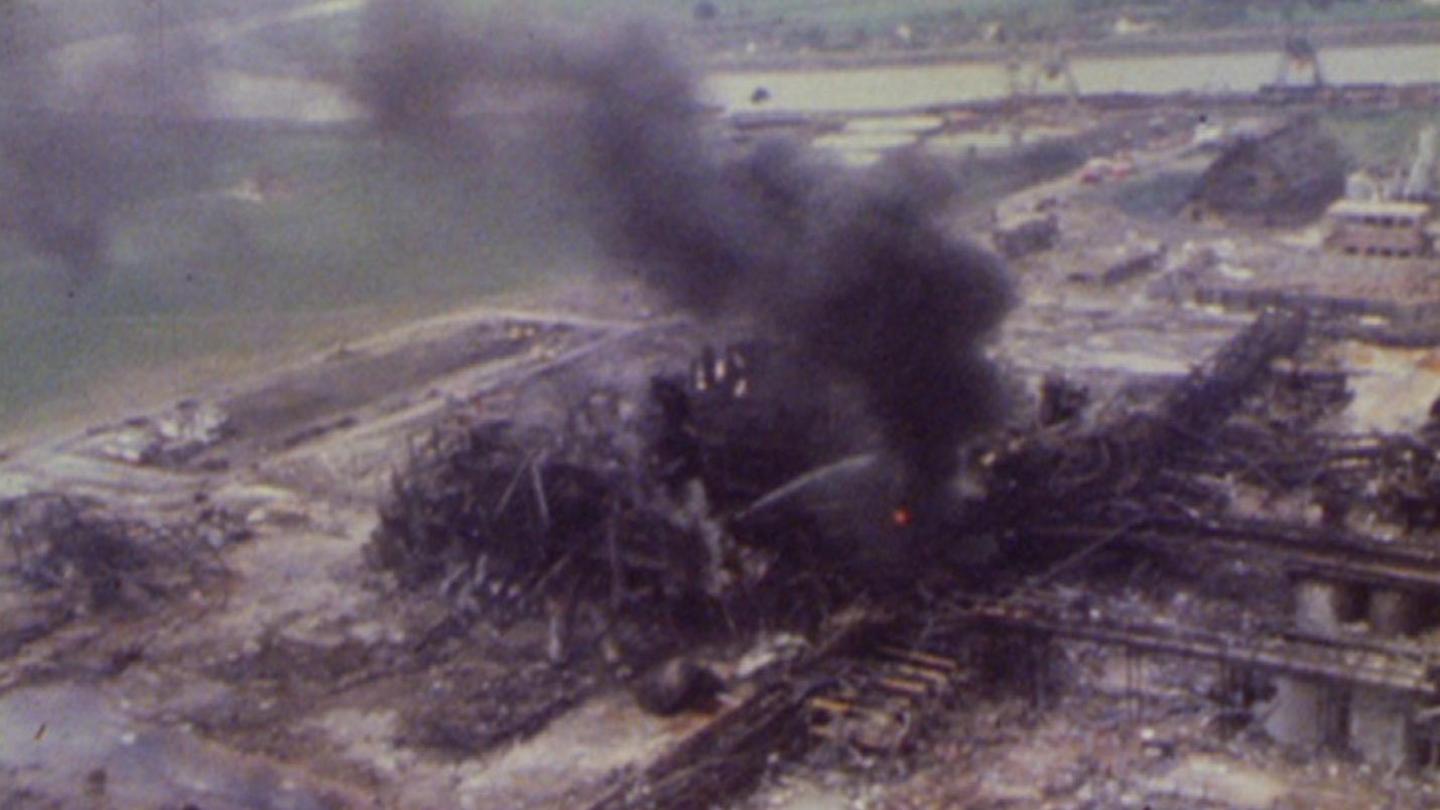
<box><xmin>892</xmin><ymin>506</ymin><xmax>913</xmax><ymax>528</ymax></box>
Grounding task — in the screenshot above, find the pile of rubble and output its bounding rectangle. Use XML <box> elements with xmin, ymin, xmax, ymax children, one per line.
<box><xmin>355</xmin><ymin>303</ymin><xmax>1440</xmax><ymax>805</ymax></box>
<box><xmin>368</xmin><ymin>341</ymin><xmax>870</xmax><ymax>681</ymax></box>
<box><xmin>0</xmin><ymin>493</ymin><xmax>242</xmax><ymax>659</ymax></box>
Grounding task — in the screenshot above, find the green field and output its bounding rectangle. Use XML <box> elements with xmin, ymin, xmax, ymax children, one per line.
<box><xmin>0</xmin><ymin>119</ymin><xmax>594</xmax><ymax>440</ymax></box>
<box><xmin>6</xmin><ymin>0</ymin><xmax>1440</xmax><ymax>442</ymax></box>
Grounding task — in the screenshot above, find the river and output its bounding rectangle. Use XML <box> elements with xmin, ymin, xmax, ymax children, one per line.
<box><xmin>49</xmin><ymin>15</ymin><xmax>1440</xmax><ymax>123</ymax></box>
<box><xmin>181</xmin><ymin>40</ymin><xmax>1440</xmax><ymax>123</ymax></box>
<box><xmin>706</xmin><ymin>42</ymin><xmax>1440</xmax><ymax>115</ymax></box>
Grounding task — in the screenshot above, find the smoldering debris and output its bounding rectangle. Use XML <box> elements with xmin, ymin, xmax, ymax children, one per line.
<box><xmin>973</xmin><ymin>308</ymin><xmax>1440</xmax><ymax>565</ymax></box>
<box><xmin>373</xmin><ymin>302</ymin><xmax>1440</xmax><ymax>801</ymax></box>
<box><xmin>3</xmin><ymin>494</ymin><xmax>150</xmax><ymax>612</ymax></box>
<box><xmin>652</xmin><ymin>340</ymin><xmax>868</xmax><ymax>511</ymax></box>
<box><xmin>368</xmin><ymin>411</ymin><xmax>721</xmax><ymax>658</ymax></box>
<box><xmin>368</xmin><ymin>341</ymin><xmax>872</xmax><ymax>673</ymax></box>
<box><xmin>0</xmin><ymin>493</ymin><xmax>237</xmax><ymax>658</ymax></box>
<box><xmin>400</xmin><ymin>654</ymin><xmax>602</xmax><ymax>756</ymax></box>
<box><xmin>353</xmin><ymin>22</ymin><xmax>1023</xmax><ymax>727</ymax></box>
<box><xmin>982</xmin><ymin>311</ymin><xmax>1313</xmax><ymax>536</ymax></box>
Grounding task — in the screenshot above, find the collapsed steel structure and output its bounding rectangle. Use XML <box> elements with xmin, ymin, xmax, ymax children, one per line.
<box><xmin>369</xmin><ymin>306</ymin><xmax>1440</xmax><ymax>805</ymax></box>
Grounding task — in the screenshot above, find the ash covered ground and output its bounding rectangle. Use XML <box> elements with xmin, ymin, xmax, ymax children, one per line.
<box><xmin>6</xmin><ymin>2</ymin><xmax>1440</xmax><ymax>809</ymax></box>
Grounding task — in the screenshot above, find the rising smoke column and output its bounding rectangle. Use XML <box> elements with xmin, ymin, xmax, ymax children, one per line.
<box><xmin>0</xmin><ymin>11</ymin><xmax>101</xmax><ymax>272</ymax></box>
<box><xmin>346</xmin><ymin>8</ymin><xmax>1014</xmax><ymax>509</ymax></box>
<box><xmin>0</xmin><ymin>5</ymin><xmax>213</xmax><ymax>276</ymax></box>
<box><xmin>565</xmin><ymin>25</ymin><xmax>1014</xmax><ymax>506</ymax></box>
<box><xmin>351</xmin><ymin>0</ymin><xmax>487</xmax><ymax>137</ymax></box>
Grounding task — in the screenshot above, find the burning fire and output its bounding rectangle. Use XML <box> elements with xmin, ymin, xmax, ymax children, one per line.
<box><xmin>892</xmin><ymin>506</ymin><xmax>913</xmax><ymax>528</ymax></box>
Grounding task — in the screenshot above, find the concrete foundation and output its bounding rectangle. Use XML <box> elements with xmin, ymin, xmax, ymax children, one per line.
<box><xmin>1294</xmin><ymin>579</ymin><xmax>1358</xmax><ymax>634</ymax></box>
<box><xmin>1264</xmin><ymin>678</ymin><xmax>1342</xmax><ymax>749</ymax></box>
<box><xmin>1266</xmin><ymin>579</ymin><xmax>1349</xmax><ymax>749</ymax></box>
<box><xmin>1349</xmin><ymin>687</ymin><xmax>1413</xmax><ymax>770</ymax></box>
<box><xmin>1285</xmin><ymin>583</ymin><xmax>1421</xmax><ymax>767</ymax></box>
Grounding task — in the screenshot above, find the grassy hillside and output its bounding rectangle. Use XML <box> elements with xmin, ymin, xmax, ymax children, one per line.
<box><xmin>0</xmin><ymin>118</ymin><xmax>594</xmax><ymax>439</ymax></box>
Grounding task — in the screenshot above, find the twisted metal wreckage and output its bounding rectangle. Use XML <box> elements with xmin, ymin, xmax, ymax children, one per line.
<box><xmin>7</xmin><ymin>307</ymin><xmax>1440</xmax><ymax>804</ymax></box>
<box><xmin>355</xmin><ymin>305</ymin><xmax>1440</xmax><ymax>805</ymax></box>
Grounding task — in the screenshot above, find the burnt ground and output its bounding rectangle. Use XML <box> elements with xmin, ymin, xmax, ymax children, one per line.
<box><xmin>0</xmin><ymin>278</ymin><xmax>720</xmax><ymax>809</ymax></box>
<box><xmin>5</xmin><ymin>115</ymin><xmax>1440</xmax><ymax>810</ymax></box>
<box><xmin>0</xmin><ymin>282</ymin><xmax>1428</xmax><ymax>809</ymax></box>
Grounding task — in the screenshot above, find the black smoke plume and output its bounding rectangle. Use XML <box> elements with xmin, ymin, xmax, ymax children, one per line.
<box><xmin>348</xmin><ymin>9</ymin><xmax>1014</xmax><ymax>509</ymax></box>
<box><xmin>561</xmin><ymin>26</ymin><xmax>1013</xmax><ymax>506</ymax></box>
<box><xmin>350</xmin><ymin>0</ymin><xmax>486</xmax><ymax>137</ymax></box>
<box><xmin>0</xmin><ymin>5</ymin><xmax>212</xmax><ymax>276</ymax></box>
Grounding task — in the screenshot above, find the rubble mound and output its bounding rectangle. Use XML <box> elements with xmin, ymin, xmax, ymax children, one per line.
<box><xmin>368</xmin><ymin>414</ymin><xmax>712</xmax><ymax>638</ymax></box>
<box><xmin>399</xmin><ymin>653</ymin><xmax>603</xmax><ymax>755</ymax></box>
<box><xmin>367</xmin><ymin>341</ymin><xmax>874</xmax><ymax>667</ymax></box>
<box><xmin>0</xmin><ymin>493</ymin><xmax>234</xmax><ymax>658</ymax></box>
<box><xmin>1188</xmin><ymin>116</ymin><xmax>1346</xmax><ymax>227</ymax></box>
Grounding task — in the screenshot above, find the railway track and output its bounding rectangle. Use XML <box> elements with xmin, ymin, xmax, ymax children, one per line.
<box><xmin>803</xmin><ymin>643</ymin><xmax>968</xmax><ymax>754</ymax></box>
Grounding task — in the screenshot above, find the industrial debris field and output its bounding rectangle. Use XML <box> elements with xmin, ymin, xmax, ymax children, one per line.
<box><xmin>7</xmin><ymin>2</ymin><xmax>1440</xmax><ymax>809</ymax></box>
